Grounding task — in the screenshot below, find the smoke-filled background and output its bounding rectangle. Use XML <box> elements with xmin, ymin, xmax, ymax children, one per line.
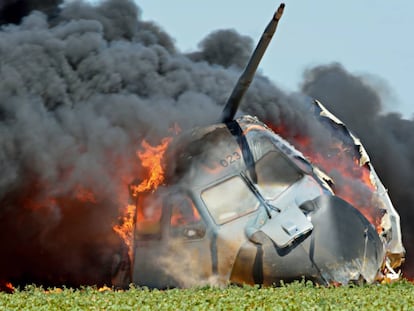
<box><xmin>0</xmin><ymin>0</ymin><xmax>413</xmax><ymax>287</ymax></box>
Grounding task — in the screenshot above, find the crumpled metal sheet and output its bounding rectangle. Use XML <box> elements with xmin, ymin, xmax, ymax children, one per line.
<box><xmin>313</xmin><ymin>99</ymin><xmax>405</xmax><ymax>271</ymax></box>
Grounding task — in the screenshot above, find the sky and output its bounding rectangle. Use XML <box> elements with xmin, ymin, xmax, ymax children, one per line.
<box><xmin>135</xmin><ymin>0</ymin><xmax>414</xmax><ymax>118</ymax></box>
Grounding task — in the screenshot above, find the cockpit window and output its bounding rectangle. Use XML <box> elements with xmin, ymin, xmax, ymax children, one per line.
<box><xmin>201</xmin><ymin>176</ymin><xmax>259</xmax><ymax>225</ymax></box>
<box><xmin>255</xmin><ymin>151</ymin><xmax>303</xmax><ymax>200</ymax></box>
<box><xmin>169</xmin><ymin>194</ymin><xmax>206</xmax><ymax>239</ymax></box>
<box><xmin>135</xmin><ymin>195</ymin><xmax>163</xmax><ymax>240</ymax></box>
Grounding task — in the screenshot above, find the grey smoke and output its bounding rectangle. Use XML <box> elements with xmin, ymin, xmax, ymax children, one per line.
<box><xmin>0</xmin><ymin>0</ymin><xmax>412</xmax><ymax>286</ymax></box>
<box><xmin>188</xmin><ymin>29</ymin><xmax>253</xmax><ymax>69</ymax></box>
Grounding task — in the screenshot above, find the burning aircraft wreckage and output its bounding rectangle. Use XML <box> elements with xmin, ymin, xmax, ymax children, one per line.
<box><xmin>110</xmin><ymin>4</ymin><xmax>405</xmax><ymax>288</ymax></box>
<box><xmin>0</xmin><ymin>1</ymin><xmax>406</xmax><ymax>291</ymax></box>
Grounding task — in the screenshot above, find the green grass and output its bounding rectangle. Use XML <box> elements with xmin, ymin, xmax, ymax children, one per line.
<box><xmin>1</xmin><ymin>280</ymin><xmax>414</xmax><ymax>311</ymax></box>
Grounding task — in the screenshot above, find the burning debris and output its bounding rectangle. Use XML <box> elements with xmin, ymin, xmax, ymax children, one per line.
<box><xmin>0</xmin><ymin>0</ymin><xmax>411</xmax><ymax>289</ymax></box>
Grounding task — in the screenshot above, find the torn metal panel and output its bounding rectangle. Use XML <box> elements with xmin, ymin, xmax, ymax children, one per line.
<box><xmin>313</xmin><ymin>99</ymin><xmax>405</xmax><ymax>270</ymax></box>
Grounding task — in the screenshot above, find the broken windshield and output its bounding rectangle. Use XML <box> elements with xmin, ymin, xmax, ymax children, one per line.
<box><xmin>255</xmin><ymin>151</ymin><xmax>303</xmax><ymax>200</ymax></box>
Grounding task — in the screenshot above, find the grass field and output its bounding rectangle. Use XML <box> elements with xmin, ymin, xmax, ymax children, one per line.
<box><xmin>1</xmin><ymin>280</ymin><xmax>414</xmax><ymax>311</ymax></box>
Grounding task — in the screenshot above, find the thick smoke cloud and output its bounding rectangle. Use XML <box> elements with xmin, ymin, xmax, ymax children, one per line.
<box><xmin>0</xmin><ymin>0</ymin><xmax>412</xmax><ymax>287</ymax></box>
<box><xmin>188</xmin><ymin>29</ymin><xmax>253</xmax><ymax>69</ymax></box>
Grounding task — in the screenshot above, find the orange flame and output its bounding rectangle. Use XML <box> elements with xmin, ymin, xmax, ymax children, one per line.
<box><xmin>271</xmin><ymin>123</ymin><xmax>382</xmax><ymax>229</ymax></box>
<box><xmin>130</xmin><ymin>138</ymin><xmax>172</xmax><ymax>195</ymax></box>
<box><xmin>113</xmin><ymin>137</ymin><xmax>172</xmax><ymax>260</ymax></box>
<box><xmin>75</xmin><ymin>185</ymin><xmax>97</xmax><ymax>203</ymax></box>
<box><xmin>0</xmin><ymin>281</ymin><xmax>14</xmax><ymax>293</ymax></box>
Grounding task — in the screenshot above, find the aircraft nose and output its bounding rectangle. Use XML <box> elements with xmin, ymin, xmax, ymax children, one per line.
<box><xmin>230</xmin><ymin>195</ymin><xmax>385</xmax><ymax>286</ymax></box>
<box><xmin>301</xmin><ymin>195</ymin><xmax>385</xmax><ymax>284</ymax></box>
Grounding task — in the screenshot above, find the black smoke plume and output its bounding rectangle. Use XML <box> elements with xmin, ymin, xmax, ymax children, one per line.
<box><xmin>0</xmin><ymin>0</ymin><xmax>412</xmax><ymax>287</ymax></box>
<box><xmin>0</xmin><ymin>0</ymin><xmax>62</xmax><ymax>24</ymax></box>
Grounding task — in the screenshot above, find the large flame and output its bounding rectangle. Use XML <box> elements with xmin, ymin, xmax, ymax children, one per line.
<box><xmin>113</xmin><ymin>137</ymin><xmax>172</xmax><ymax>261</ymax></box>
